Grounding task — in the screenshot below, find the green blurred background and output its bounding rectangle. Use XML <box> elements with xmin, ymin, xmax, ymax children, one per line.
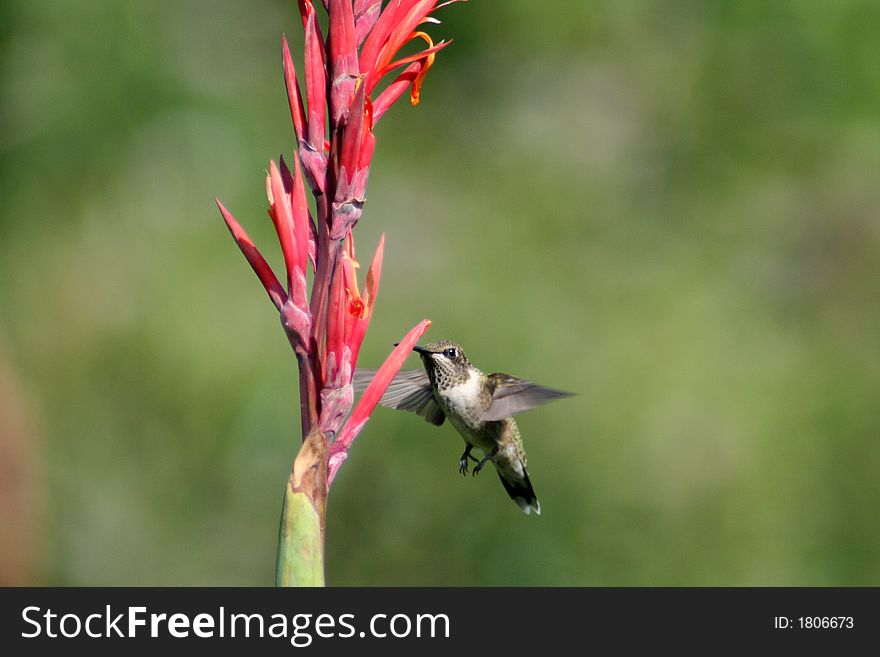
<box><xmin>2</xmin><ymin>0</ymin><xmax>879</xmax><ymax>586</ymax></box>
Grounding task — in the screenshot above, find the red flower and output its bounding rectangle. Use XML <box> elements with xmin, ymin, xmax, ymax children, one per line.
<box><xmin>215</xmin><ymin>154</ymin><xmax>313</xmax><ymax>351</ymax></box>
<box><xmin>216</xmin><ymin>0</ymin><xmax>459</xmax><ymax>488</ymax></box>
<box><xmin>319</xmin><ymin>232</ymin><xmax>384</xmax><ymax>436</ymax></box>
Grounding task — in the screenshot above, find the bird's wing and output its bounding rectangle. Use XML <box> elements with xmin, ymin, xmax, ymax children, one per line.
<box><xmin>484</xmin><ymin>373</ymin><xmax>573</xmax><ymax>421</ymax></box>
<box><xmin>352</xmin><ymin>369</ymin><xmax>445</xmax><ymax>426</ymax></box>
<box><xmin>352</xmin><ymin>368</ymin><xmax>379</xmax><ymax>394</ymax></box>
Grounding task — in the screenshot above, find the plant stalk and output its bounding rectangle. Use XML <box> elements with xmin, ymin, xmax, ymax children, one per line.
<box><xmin>276</xmin><ymin>428</ymin><xmax>328</xmax><ymax>586</ymax></box>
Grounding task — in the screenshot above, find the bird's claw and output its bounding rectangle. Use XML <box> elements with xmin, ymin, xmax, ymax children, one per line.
<box><xmin>472</xmin><ymin>448</ymin><xmax>497</xmax><ymax>477</ymax></box>
<box><xmin>458</xmin><ymin>458</ymin><xmax>468</xmax><ymax>476</ymax></box>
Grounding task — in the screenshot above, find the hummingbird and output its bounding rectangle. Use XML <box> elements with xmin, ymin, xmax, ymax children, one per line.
<box><xmin>354</xmin><ymin>340</ymin><xmax>571</xmax><ymax>515</ymax></box>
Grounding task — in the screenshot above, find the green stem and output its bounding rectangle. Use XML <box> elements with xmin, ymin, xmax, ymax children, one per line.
<box><xmin>275</xmin><ymin>428</ymin><xmax>328</xmax><ymax>587</ymax></box>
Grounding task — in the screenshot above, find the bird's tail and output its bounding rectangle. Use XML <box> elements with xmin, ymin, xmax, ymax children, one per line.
<box><xmin>497</xmin><ymin>468</ymin><xmax>541</xmax><ymax>515</ymax></box>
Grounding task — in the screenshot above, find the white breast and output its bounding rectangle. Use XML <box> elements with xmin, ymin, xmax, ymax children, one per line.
<box><xmin>443</xmin><ymin>370</ymin><xmax>480</xmax><ymax>407</ymax></box>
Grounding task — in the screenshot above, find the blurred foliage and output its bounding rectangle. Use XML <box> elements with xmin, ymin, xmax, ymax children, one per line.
<box><xmin>1</xmin><ymin>0</ymin><xmax>879</xmax><ymax>585</ymax></box>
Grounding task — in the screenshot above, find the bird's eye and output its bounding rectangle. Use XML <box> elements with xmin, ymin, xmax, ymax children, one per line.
<box><xmin>444</xmin><ymin>348</ymin><xmax>457</xmax><ymax>359</ymax></box>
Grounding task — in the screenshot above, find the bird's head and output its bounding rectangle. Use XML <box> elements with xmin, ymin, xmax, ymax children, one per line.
<box><xmin>412</xmin><ymin>340</ymin><xmax>471</xmax><ymax>386</ymax></box>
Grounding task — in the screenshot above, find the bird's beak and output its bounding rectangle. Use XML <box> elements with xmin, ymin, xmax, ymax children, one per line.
<box><xmin>393</xmin><ymin>342</ymin><xmax>429</xmax><ymax>356</ymax></box>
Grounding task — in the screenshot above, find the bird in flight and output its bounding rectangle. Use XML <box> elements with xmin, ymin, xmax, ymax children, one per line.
<box><xmin>355</xmin><ymin>340</ymin><xmax>572</xmax><ymax>514</ymax></box>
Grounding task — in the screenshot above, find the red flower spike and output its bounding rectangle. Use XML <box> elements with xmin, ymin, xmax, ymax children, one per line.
<box><xmin>218</xmin><ymin>0</ymin><xmax>460</xmax><ymax>503</ymax></box>
<box><xmin>329</xmin><ymin>0</ymin><xmax>359</xmax><ymax>125</ymax></box>
<box><xmin>216</xmin><ymin>198</ymin><xmax>288</xmax><ymax>312</ymax></box>
<box><xmin>327</xmin><ymin>318</ymin><xmax>432</xmax><ymax>484</ymax></box>
<box><xmin>281</xmin><ymin>36</ymin><xmax>307</xmax><ymax>147</ymax></box>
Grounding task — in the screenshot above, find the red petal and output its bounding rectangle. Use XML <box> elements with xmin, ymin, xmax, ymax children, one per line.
<box><xmin>362</xmin><ymin>233</ymin><xmax>384</xmax><ymax>311</ymax></box>
<box><xmin>268</xmin><ymin>160</ymin><xmax>299</xmax><ymax>299</ymax></box>
<box><xmin>279</xmin><ymin>156</ymin><xmax>311</xmax><ymax>308</ymax></box>
<box><xmin>376</xmin><ymin>38</ymin><xmax>449</xmax><ymax>79</ymax></box>
<box><xmin>303</xmin><ymin>7</ymin><xmax>327</xmax><ymax>156</ymax></box>
<box><xmin>281</xmin><ymin>36</ymin><xmax>307</xmax><ymax>146</ymax></box>
<box><xmin>216</xmin><ymin>198</ymin><xmax>288</xmax><ymax>311</ymax></box>
<box><xmin>346</xmin><ymin>234</ymin><xmax>384</xmax><ymax>366</ymax></box>
<box><xmin>328</xmin><ymin>318</ymin><xmax>432</xmax><ymax>483</ymax></box>
<box><xmin>325</xmin><ymin>258</ymin><xmax>347</xmax><ymax>384</ymax></box>
<box><xmin>336</xmin><ymin>80</ymin><xmax>367</xmax><ymax>200</ymax></box>
<box><xmin>296</xmin><ymin>0</ymin><xmax>312</xmax><ymax>28</ymax></box>
<box><xmin>329</xmin><ymin>0</ymin><xmax>360</xmax><ymax>124</ymax></box>
<box><xmin>368</xmin><ymin>0</ymin><xmax>439</xmax><ymax>92</ymax></box>
<box><xmin>359</xmin><ymin>0</ymin><xmax>417</xmax><ymax>82</ymax></box>
<box><xmin>354</xmin><ymin>0</ymin><xmax>382</xmax><ymax>46</ymax></box>
<box><xmin>372</xmin><ymin>62</ymin><xmax>420</xmax><ymax>122</ymax></box>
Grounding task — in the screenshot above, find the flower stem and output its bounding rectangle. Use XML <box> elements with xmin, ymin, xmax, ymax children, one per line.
<box><xmin>294</xmin><ymin>351</ymin><xmax>319</xmax><ymax>437</ymax></box>
<box><xmin>275</xmin><ymin>428</ymin><xmax>328</xmax><ymax>586</ymax></box>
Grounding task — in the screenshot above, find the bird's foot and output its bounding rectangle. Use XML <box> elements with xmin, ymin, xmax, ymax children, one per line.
<box><xmin>458</xmin><ymin>447</ymin><xmax>477</xmax><ymax>476</ymax></box>
<box><xmin>472</xmin><ymin>449</ymin><xmax>497</xmax><ymax>477</ymax></box>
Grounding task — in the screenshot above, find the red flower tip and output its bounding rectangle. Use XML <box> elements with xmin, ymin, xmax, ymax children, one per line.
<box><xmin>281</xmin><ymin>36</ymin><xmax>307</xmax><ymax>146</ymax></box>
<box><xmin>282</xmin><ymin>155</ymin><xmax>313</xmax><ymax>307</ymax></box>
<box><xmin>216</xmin><ymin>197</ymin><xmax>288</xmax><ymax>311</ymax></box>
<box><xmin>303</xmin><ymin>5</ymin><xmax>328</xmax><ymax>184</ymax></box>
<box><xmin>297</xmin><ymin>0</ymin><xmax>316</xmax><ymax>27</ymax></box>
<box><xmin>267</xmin><ymin>159</ymin><xmax>301</xmax><ymax>299</ymax></box>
